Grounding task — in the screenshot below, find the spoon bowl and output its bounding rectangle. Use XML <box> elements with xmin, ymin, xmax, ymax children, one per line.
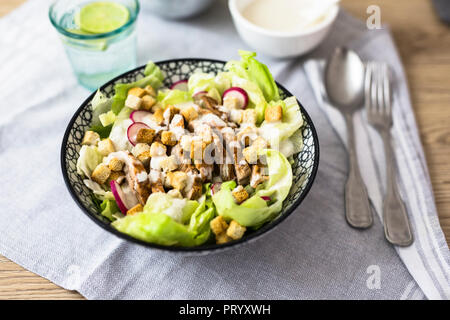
<box><xmin>325</xmin><ymin>47</ymin><xmax>365</xmax><ymax>113</ymax></box>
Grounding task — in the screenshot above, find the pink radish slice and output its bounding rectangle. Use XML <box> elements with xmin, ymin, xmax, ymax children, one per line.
<box><xmin>170</xmin><ymin>79</ymin><xmax>188</xmax><ymax>91</ymax></box>
<box><xmin>222</xmin><ymin>87</ymin><xmax>249</xmax><ymax>109</ymax></box>
<box><xmin>192</xmin><ymin>90</ymin><xmax>207</xmax><ymax>98</ymax></box>
<box><xmin>261</xmin><ymin>196</ymin><xmax>271</xmax><ymax>201</ymax></box>
<box><xmin>110</xmin><ymin>180</ymin><xmax>129</xmax><ymax>214</ymax></box>
<box><xmin>211</xmin><ymin>182</ymin><xmax>222</xmax><ymax>195</ymax></box>
<box><xmin>130</xmin><ymin>110</ymin><xmax>151</xmax><ymax>123</ymax></box>
<box><xmin>127</xmin><ymin>122</ymin><xmax>150</xmax><ymax>146</ymax></box>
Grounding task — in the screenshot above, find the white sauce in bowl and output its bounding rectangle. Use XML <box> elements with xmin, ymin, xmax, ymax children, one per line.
<box><xmin>241</xmin><ymin>0</ymin><xmax>338</xmax><ymax>33</ymax></box>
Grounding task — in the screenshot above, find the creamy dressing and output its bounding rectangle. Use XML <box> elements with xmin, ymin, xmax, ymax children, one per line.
<box><xmin>242</xmin><ymin>0</ymin><xmax>338</xmax><ymax>33</ymax></box>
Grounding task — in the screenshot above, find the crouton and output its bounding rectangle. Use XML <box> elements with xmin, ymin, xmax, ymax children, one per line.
<box><xmin>235</xmin><ymin>161</ymin><xmax>251</xmax><ymax>185</ymax></box>
<box><xmin>229</xmin><ymin>109</ymin><xmax>243</xmax><ymax>124</ymax></box>
<box><xmin>127</xmin><ymin>204</ymin><xmax>143</xmax><ymax>216</ymax></box>
<box><xmin>144</xmin><ymin>85</ymin><xmax>156</xmax><ymax>97</ymax></box>
<box><xmin>232</xmin><ymin>185</ymin><xmax>249</xmax><ymax>204</ymax></box>
<box><xmin>150</xmin><ymin>142</ymin><xmax>167</xmax><ymax>157</ymax></box>
<box><xmin>170</xmin><ymin>114</ymin><xmax>185</xmax><ymax>128</ymax></box>
<box><xmin>151</xmin><ymin>180</ymin><xmax>165</xmax><ymax>193</ymax></box>
<box><xmin>185</xmin><ymin>175</ymin><xmax>202</xmax><ymax>200</ymax></box>
<box><xmin>141</xmin><ymin>95</ymin><xmax>156</xmax><ymax>111</ymax></box>
<box><xmin>252</xmin><ymin>137</ymin><xmax>268</xmax><ymax>150</ymax></box>
<box><xmin>132</xmin><ymin>143</ymin><xmax>150</xmax><ymax>158</ymax></box>
<box><xmin>108</xmin><ymin>157</ymin><xmax>124</xmax><ymax>172</ymax></box>
<box><xmin>226</xmin><ymin>220</ymin><xmax>246</xmax><ymax>240</ymax></box>
<box><xmin>216</xmin><ymin>232</ymin><xmax>232</xmax><ymax>244</ymax></box>
<box><xmin>180</xmin><ymin>135</ymin><xmax>192</xmax><ymax>151</ymax></box>
<box><xmin>180</xmin><ymin>106</ymin><xmax>198</xmax><ymax>122</ymax></box>
<box><xmin>128</xmin><ymin>87</ymin><xmax>146</xmax><ymax>98</ymax></box>
<box><xmin>152</xmin><ymin>108</ymin><xmax>164</xmax><ymax>125</ymax></box>
<box><xmin>242</xmin><ymin>146</ymin><xmax>257</xmax><ymax>164</ymax></box>
<box><xmin>125</xmin><ymin>94</ymin><xmax>142</xmax><ymax>110</ymax></box>
<box><xmin>236</xmin><ymin>125</ymin><xmax>257</xmax><ymax>146</ymax></box>
<box><xmin>167</xmin><ymin>189</ymin><xmax>182</xmax><ymax>199</ymax></box>
<box><xmin>195</xmin><ymin>124</ymin><xmax>213</xmax><ymax>144</ymax></box>
<box><xmin>91</xmin><ymin>164</ymin><xmax>111</xmax><ymax>185</ymax></box>
<box><xmin>166</xmin><ymin>171</ymin><xmax>188</xmax><ymax>191</ymax></box>
<box><xmin>265</xmin><ymin>104</ymin><xmax>283</xmax><ymax>122</ymax></box>
<box><xmin>242</xmin><ymin>109</ymin><xmax>257</xmax><ymax>124</ymax></box>
<box><xmin>160</xmin><ymin>155</ymin><xmax>179</xmax><ymax>172</ymax></box>
<box><xmin>210</xmin><ymin>216</ymin><xmax>229</xmax><ymax>236</ymax></box>
<box><xmin>136</xmin><ymin>128</ymin><xmax>156</xmax><ymax>144</ymax></box>
<box><xmin>161</xmin><ymin>131</ymin><xmax>177</xmax><ymax>146</ymax></box>
<box><xmin>137</xmin><ymin>151</ymin><xmax>151</xmax><ymax>166</ymax></box>
<box><xmin>81</xmin><ymin>131</ymin><xmax>100</xmax><ymax>146</ymax></box>
<box><xmin>97</xmin><ymin>138</ymin><xmax>115</xmax><ymax>156</ymax></box>
<box><xmin>223</xmin><ymin>95</ymin><xmax>239</xmax><ymax>110</ymax></box>
<box><xmin>107</xmin><ymin>171</ymin><xmax>125</xmax><ymax>185</ymax></box>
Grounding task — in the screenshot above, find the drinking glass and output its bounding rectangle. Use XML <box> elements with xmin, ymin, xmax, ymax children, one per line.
<box><xmin>49</xmin><ymin>0</ymin><xmax>140</xmax><ymax>90</ymax></box>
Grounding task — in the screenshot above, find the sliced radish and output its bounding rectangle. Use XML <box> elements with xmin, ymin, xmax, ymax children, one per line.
<box><xmin>130</xmin><ymin>110</ymin><xmax>151</xmax><ymax>123</ymax></box>
<box><xmin>222</xmin><ymin>87</ymin><xmax>249</xmax><ymax>109</ymax></box>
<box><xmin>127</xmin><ymin>122</ymin><xmax>150</xmax><ymax>146</ymax></box>
<box><xmin>211</xmin><ymin>182</ymin><xmax>222</xmax><ymax>196</ymax></box>
<box><xmin>192</xmin><ymin>90</ymin><xmax>207</xmax><ymax>98</ymax></box>
<box><xmin>170</xmin><ymin>79</ymin><xmax>188</xmax><ymax>91</ymax></box>
<box><xmin>110</xmin><ymin>180</ymin><xmax>129</xmax><ymax>214</ymax></box>
<box><xmin>261</xmin><ymin>196</ymin><xmax>271</xmax><ymax>201</ymax></box>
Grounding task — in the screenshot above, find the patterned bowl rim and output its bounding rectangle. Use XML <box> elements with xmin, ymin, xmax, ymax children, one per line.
<box><xmin>61</xmin><ymin>58</ymin><xmax>320</xmax><ymax>253</ymax></box>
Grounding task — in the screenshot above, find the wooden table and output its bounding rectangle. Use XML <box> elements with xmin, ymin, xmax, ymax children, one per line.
<box><xmin>0</xmin><ymin>0</ymin><xmax>448</xmax><ymax>300</ymax></box>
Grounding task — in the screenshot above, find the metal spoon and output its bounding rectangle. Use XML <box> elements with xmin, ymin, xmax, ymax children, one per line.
<box><xmin>325</xmin><ymin>47</ymin><xmax>373</xmax><ymax>228</ymax></box>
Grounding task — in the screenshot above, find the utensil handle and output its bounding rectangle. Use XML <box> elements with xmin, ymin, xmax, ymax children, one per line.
<box><xmin>381</xmin><ymin>131</ymin><xmax>414</xmax><ymax>246</ymax></box>
<box><xmin>345</xmin><ymin>114</ymin><xmax>373</xmax><ymax>228</ymax></box>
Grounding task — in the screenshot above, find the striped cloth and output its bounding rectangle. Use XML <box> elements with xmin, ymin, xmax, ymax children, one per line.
<box><xmin>304</xmin><ymin>12</ymin><xmax>450</xmax><ymax>299</ymax></box>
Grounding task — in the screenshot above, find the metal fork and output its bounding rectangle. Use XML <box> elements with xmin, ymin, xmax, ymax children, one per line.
<box><xmin>365</xmin><ymin>62</ymin><xmax>414</xmax><ymax>246</ymax></box>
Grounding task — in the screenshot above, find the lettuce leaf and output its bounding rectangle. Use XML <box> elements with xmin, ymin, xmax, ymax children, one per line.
<box><xmin>225</xmin><ymin>50</ymin><xmax>279</xmax><ymax>103</ymax></box>
<box><xmin>259</xmin><ymin>96</ymin><xmax>304</xmax><ymax>148</ymax></box>
<box><xmin>111</xmin><ymin>61</ymin><xmax>164</xmax><ymax>114</ymax></box>
<box><xmin>111</xmin><ymin>192</ymin><xmax>215</xmax><ymax>246</ymax></box>
<box><xmin>212</xmin><ymin>149</ymin><xmax>292</xmax><ymax>227</ymax></box>
<box><xmin>231</xmin><ymin>74</ymin><xmax>267</xmax><ymax>124</ymax></box>
<box><xmin>100</xmin><ymin>199</ymin><xmax>119</xmax><ymax>221</ymax></box>
<box><xmin>157</xmin><ymin>89</ymin><xmax>192</xmax><ymax>107</ymax></box>
<box><xmin>109</xmin><ymin>107</ymin><xmax>133</xmax><ymax>152</ymax></box>
<box><xmin>187</xmin><ymin>72</ymin><xmax>232</xmax><ymax>103</ymax></box>
<box><xmin>76</xmin><ymin>145</ymin><xmax>103</xmax><ymax>178</ymax></box>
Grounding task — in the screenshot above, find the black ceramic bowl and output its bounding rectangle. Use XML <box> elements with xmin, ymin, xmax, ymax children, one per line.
<box><xmin>61</xmin><ymin>58</ymin><xmax>319</xmax><ymax>254</ymax></box>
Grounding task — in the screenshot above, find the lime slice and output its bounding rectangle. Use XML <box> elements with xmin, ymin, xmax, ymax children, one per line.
<box><xmin>75</xmin><ymin>1</ymin><xmax>130</xmax><ymax>34</ymax></box>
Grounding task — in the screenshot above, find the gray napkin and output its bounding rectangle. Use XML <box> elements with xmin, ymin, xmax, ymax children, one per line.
<box><xmin>0</xmin><ymin>0</ymin><xmax>447</xmax><ymax>299</ymax></box>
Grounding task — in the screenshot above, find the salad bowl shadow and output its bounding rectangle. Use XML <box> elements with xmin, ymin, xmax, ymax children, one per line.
<box><xmin>61</xmin><ymin>58</ymin><xmax>320</xmax><ymax>255</ymax></box>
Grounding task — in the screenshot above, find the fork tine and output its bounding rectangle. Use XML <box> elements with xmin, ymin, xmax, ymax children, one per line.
<box><xmin>377</xmin><ymin>63</ymin><xmax>385</xmax><ymax>115</ymax></box>
<box><xmin>383</xmin><ymin>63</ymin><xmax>391</xmax><ymax>118</ymax></box>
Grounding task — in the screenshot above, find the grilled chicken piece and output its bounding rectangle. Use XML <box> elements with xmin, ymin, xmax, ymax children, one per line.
<box><xmin>185</xmin><ymin>175</ymin><xmax>203</xmax><ymax>200</ymax></box>
<box><xmin>235</xmin><ymin>161</ymin><xmax>251</xmax><ymax>185</ymax></box>
<box><xmin>220</xmin><ymin>163</ymin><xmax>235</xmax><ymax>181</ymax></box>
<box><xmin>250</xmin><ymin>164</ymin><xmax>269</xmax><ymax>188</ymax></box>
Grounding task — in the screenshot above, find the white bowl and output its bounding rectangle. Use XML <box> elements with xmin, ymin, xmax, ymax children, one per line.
<box><xmin>229</xmin><ymin>0</ymin><xmax>339</xmax><ymax>58</ymax></box>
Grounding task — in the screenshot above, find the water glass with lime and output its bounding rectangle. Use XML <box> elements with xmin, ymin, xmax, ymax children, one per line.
<box><xmin>49</xmin><ymin>0</ymin><xmax>140</xmax><ymax>90</ymax></box>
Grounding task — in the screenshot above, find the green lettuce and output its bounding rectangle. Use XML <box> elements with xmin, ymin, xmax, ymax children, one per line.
<box><xmin>100</xmin><ymin>199</ymin><xmax>120</xmax><ymax>221</ymax></box>
<box><xmin>225</xmin><ymin>50</ymin><xmax>280</xmax><ymax>103</ymax></box>
<box><xmin>111</xmin><ymin>61</ymin><xmax>164</xmax><ymax>114</ymax></box>
<box><xmin>187</xmin><ymin>72</ymin><xmax>232</xmax><ymax>103</ymax></box>
<box><xmin>212</xmin><ymin>149</ymin><xmax>292</xmax><ymax>227</ymax></box>
<box><xmin>111</xmin><ymin>191</ymin><xmax>215</xmax><ymax>246</ymax></box>
<box><xmin>76</xmin><ymin>145</ymin><xmax>103</xmax><ymax>178</ymax></box>
<box><xmin>259</xmin><ymin>96</ymin><xmax>304</xmax><ymax>148</ymax></box>
<box><xmin>157</xmin><ymin>89</ymin><xmax>192</xmax><ymax>107</ymax></box>
<box><xmin>231</xmin><ymin>75</ymin><xmax>267</xmax><ymax>124</ymax></box>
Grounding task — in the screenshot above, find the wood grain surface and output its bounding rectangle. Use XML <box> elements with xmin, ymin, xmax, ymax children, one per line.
<box><xmin>0</xmin><ymin>0</ymin><xmax>448</xmax><ymax>300</ymax></box>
